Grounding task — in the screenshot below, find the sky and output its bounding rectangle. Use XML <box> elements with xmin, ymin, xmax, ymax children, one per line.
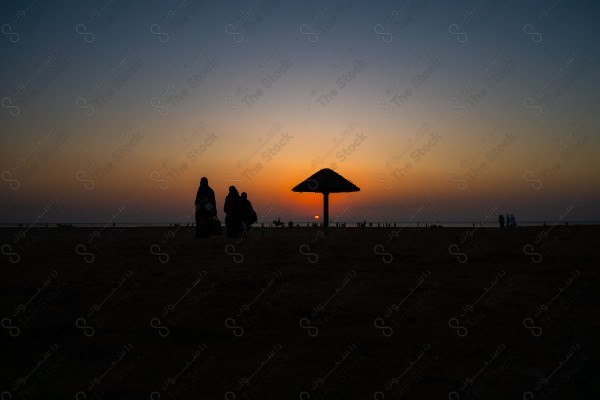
<box><xmin>1</xmin><ymin>0</ymin><xmax>599</xmax><ymax>224</ymax></box>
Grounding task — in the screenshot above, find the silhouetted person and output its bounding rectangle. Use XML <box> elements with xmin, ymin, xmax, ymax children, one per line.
<box><xmin>194</xmin><ymin>177</ymin><xmax>216</xmax><ymax>238</ymax></box>
<box><xmin>510</xmin><ymin>214</ymin><xmax>516</xmax><ymax>227</ymax></box>
<box><xmin>499</xmin><ymin>214</ymin><xmax>505</xmax><ymax>228</ymax></box>
<box><xmin>224</xmin><ymin>186</ymin><xmax>242</xmax><ymax>238</ymax></box>
<box><xmin>240</xmin><ymin>192</ymin><xmax>257</xmax><ymax>233</ymax></box>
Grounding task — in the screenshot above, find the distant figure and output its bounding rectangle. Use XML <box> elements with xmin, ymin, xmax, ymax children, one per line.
<box><xmin>510</xmin><ymin>214</ymin><xmax>516</xmax><ymax>227</ymax></box>
<box><xmin>240</xmin><ymin>192</ymin><xmax>258</xmax><ymax>232</ymax></box>
<box><xmin>224</xmin><ymin>186</ymin><xmax>243</xmax><ymax>238</ymax></box>
<box><xmin>499</xmin><ymin>214</ymin><xmax>505</xmax><ymax>228</ymax></box>
<box><xmin>194</xmin><ymin>177</ymin><xmax>216</xmax><ymax>238</ymax></box>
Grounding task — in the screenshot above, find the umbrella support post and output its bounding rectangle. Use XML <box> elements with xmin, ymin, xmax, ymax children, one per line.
<box><xmin>291</xmin><ymin>169</ymin><xmax>359</xmax><ymax>235</ymax></box>
<box><xmin>323</xmin><ymin>192</ymin><xmax>329</xmax><ymax>235</ymax></box>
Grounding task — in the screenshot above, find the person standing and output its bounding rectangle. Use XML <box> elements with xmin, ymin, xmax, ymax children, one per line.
<box><xmin>224</xmin><ymin>186</ymin><xmax>243</xmax><ymax>238</ymax></box>
<box><xmin>240</xmin><ymin>192</ymin><xmax>258</xmax><ymax>233</ymax></box>
<box><xmin>194</xmin><ymin>177</ymin><xmax>216</xmax><ymax>238</ymax></box>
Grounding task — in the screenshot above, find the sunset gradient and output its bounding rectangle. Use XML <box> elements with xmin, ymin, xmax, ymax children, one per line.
<box><xmin>1</xmin><ymin>1</ymin><xmax>599</xmax><ymax>224</ymax></box>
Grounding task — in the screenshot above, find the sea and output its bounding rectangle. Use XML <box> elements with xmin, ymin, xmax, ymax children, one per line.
<box><xmin>0</xmin><ymin>221</ymin><xmax>597</xmax><ymax>228</ymax></box>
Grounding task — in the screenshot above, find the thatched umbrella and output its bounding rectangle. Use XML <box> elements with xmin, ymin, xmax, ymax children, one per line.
<box><xmin>292</xmin><ymin>168</ymin><xmax>360</xmax><ymax>234</ymax></box>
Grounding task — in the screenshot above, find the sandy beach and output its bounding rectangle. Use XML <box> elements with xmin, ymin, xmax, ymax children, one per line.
<box><xmin>1</xmin><ymin>225</ymin><xmax>598</xmax><ymax>399</ymax></box>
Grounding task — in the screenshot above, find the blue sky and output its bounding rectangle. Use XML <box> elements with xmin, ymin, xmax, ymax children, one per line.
<box><xmin>1</xmin><ymin>0</ymin><xmax>599</xmax><ymax>223</ymax></box>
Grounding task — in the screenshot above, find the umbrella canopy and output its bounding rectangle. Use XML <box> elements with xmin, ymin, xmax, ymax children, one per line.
<box><xmin>291</xmin><ymin>168</ymin><xmax>360</xmax><ymax>194</ymax></box>
<box><xmin>292</xmin><ymin>168</ymin><xmax>360</xmax><ymax>234</ymax></box>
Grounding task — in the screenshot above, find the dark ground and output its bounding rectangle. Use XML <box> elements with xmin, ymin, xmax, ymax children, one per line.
<box><xmin>1</xmin><ymin>225</ymin><xmax>598</xmax><ymax>399</ymax></box>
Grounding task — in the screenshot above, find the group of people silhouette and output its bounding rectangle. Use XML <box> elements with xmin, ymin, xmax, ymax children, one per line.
<box><xmin>194</xmin><ymin>177</ymin><xmax>257</xmax><ymax>238</ymax></box>
<box><xmin>498</xmin><ymin>214</ymin><xmax>517</xmax><ymax>228</ymax></box>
